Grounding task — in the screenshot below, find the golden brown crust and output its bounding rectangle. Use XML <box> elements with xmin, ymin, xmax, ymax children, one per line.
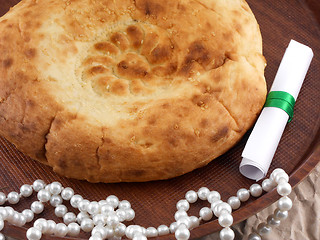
<box><xmin>0</xmin><ymin>0</ymin><xmax>266</xmax><ymax>182</ymax></box>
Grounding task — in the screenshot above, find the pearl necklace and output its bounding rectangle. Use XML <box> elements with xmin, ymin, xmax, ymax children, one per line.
<box><xmin>0</xmin><ymin>168</ymin><xmax>292</xmax><ymax>240</ymax></box>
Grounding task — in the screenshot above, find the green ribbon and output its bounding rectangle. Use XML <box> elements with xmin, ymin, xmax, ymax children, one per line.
<box><xmin>264</xmin><ymin>91</ymin><xmax>296</xmax><ymax>123</ymax></box>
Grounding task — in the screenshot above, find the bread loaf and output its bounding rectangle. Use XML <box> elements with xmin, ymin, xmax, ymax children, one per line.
<box><xmin>0</xmin><ymin>0</ymin><xmax>266</xmax><ymax>182</ymax></box>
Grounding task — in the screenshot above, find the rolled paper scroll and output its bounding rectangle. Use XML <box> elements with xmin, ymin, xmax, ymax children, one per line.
<box><xmin>240</xmin><ymin>40</ymin><xmax>314</xmax><ymax>181</ymax></box>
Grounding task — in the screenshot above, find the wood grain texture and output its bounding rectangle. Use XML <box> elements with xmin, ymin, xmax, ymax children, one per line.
<box><xmin>0</xmin><ymin>0</ymin><xmax>319</xmax><ymax>239</ymax></box>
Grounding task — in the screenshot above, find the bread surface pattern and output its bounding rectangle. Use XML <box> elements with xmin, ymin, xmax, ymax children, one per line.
<box><xmin>0</xmin><ymin>0</ymin><xmax>266</xmax><ymax>182</ymax></box>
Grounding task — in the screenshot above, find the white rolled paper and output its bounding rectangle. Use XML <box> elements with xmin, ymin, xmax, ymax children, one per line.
<box><xmin>239</xmin><ymin>40</ymin><xmax>314</xmax><ymax>181</ymax></box>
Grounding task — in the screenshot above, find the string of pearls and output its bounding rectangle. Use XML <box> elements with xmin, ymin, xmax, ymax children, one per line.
<box><xmin>0</xmin><ymin>168</ymin><xmax>292</xmax><ymax>240</ymax></box>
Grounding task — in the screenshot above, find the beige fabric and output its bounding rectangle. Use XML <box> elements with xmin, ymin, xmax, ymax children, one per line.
<box><xmin>203</xmin><ymin>162</ymin><xmax>320</xmax><ymax>240</ymax></box>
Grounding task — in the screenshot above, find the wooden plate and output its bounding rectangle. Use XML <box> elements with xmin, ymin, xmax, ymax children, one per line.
<box><xmin>0</xmin><ymin>0</ymin><xmax>319</xmax><ymax>239</ymax></box>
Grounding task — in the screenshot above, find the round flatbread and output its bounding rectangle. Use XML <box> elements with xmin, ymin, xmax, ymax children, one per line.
<box><xmin>0</xmin><ymin>0</ymin><xmax>266</xmax><ymax>182</ymax></box>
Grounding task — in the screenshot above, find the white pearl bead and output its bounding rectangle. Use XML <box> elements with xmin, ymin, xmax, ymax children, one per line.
<box><xmin>105</xmin><ymin>226</ymin><xmax>115</xmax><ymax>238</ymax></box>
<box><xmin>277</xmin><ymin>196</ymin><xmax>292</xmax><ymax>211</ymax></box>
<box><xmin>50</xmin><ymin>195</ymin><xmax>63</xmax><ymax>207</ymax></box>
<box><xmin>32</xmin><ymin>180</ymin><xmax>46</xmax><ymax>192</ymax></box>
<box><xmin>0</xmin><ymin>233</ymin><xmax>5</xmax><ymax>240</ymax></box>
<box><xmin>267</xmin><ymin>215</ymin><xmax>281</xmax><ymax>226</ymax></box>
<box><xmin>138</xmin><ymin>227</ymin><xmax>147</xmax><ymax>239</ymax></box>
<box><xmin>7</xmin><ymin>192</ymin><xmax>20</xmax><ymax>204</ymax></box>
<box><xmin>185</xmin><ymin>190</ymin><xmax>198</xmax><ymax>203</ymax></box>
<box><xmin>211</xmin><ymin>199</ymin><xmax>223</xmax><ymax>211</ymax></box>
<box><xmin>189</xmin><ymin>216</ymin><xmax>200</xmax><ymax>229</ymax></box>
<box><xmin>125</xmin><ymin>208</ymin><xmax>135</xmax><ymax>221</ymax></box>
<box><xmin>87</xmin><ymin>201</ymin><xmax>100</xmax><ymax>215</ymax></box>
<box><xmin>218</xmin><ymin>213</ymin><xmax>233</xmax><ymax>227</ymax></box>
<box><xmin>114</xmin><ymin>223</ymin><xmax>126</xmax><ymax>237</ymax></box>
<box><xmin>17</xmin><ymin>214</ymin><xmax>26</xmax><ymax>227</ymax></box>
<box><xmin>250</xmin><ymin>184</ymin><xmax>263</xmax><ymax>197</ymax></box>
<box><xmin>46</xmin><ymin>220</ymin><xmax>56</xmax><ymax>235</ymax></box>
<box><xmin>16</xmin><ymin>214</ymin><xmax>27</xmax><ymax>227</ymax></box>
<box><xmin>55</xmin><ymin>223</ymin><xmax>68</xmax><ymax>237</ymax></box>
<box><xmin>70</xmin><ymin>195</ymin><xmax>83</xmax><ymax>208</ymax></box>
<box><xmin>63</xmin><ymin>212</ymin><xmax>76</xmax><ymax>225</ymax></box>
<box><xmin>4</xmin><ymin>207</ymin><xmax>14</xmax><ymax>221</ymax></box>
<box><xmin>44</xmin><ymin>184</ymin><xmax>50</xmax><ymax>191</ymax></box>
<box><xmin>11</xmin><ymin>212</ymin><xmax>20</xmax><ymax>226</ymax></box>
<box><xmin>61</xmin><ymin>187</ymin><xmax>74</xmax><ymax>200</ymax></box>
<box><xmin>89</xmin><ymin>233</ymin><xmax>103</xmax><ymax>240</ymax></box>
<box><xmin>0</xmin><ymin>219</ymin><xmax>4</xmax><ymax>232</ymax></box>
<box><xmin>157</xmin><ymin>225</ymin><xmax>170</xmax><ymax>236</ymax></box>
<box><xmin>92</xmin><ymin>226</ymin><xmax>107</xmax><ymax>239</ymax></box>
<box><xmin>0</xmin><ymin>220</ymin><xmax>3</xmax><ymax>231</ymax></box>
<box><xmin>142</xmin><ymin>227</ymin><xmax>147</xmax><ymax>235</ymax></box>
<box><xmin>138</xmin><ymin>227</ymin><xmax>147</xmax><ymax>236</ymax></box>
<box><xmin>0</xmin><ymin>193</ymin><xmax>6</xmax><ymax>205</ymax></box>
<box><xmin>133</xmin><ymin>232</ymin><xmax>147</xmax><ymax>240</ymax></box>
<box><xmin>20</xmin><ymin>184</ymin><xmax>33</xmax><ymax>198</ymax></box>
<box><xmin>227</xmin><ymin>197</ymin><xmax>241</xmax><ymax>210</ymax></box>
<box><xmin>175</xmin><ymin>224</ymin><xmax>190</xmax><ymax>240</ymax></box>
<box><xmin>277</xmin><ymin>182</ymin><xmax>292</xmax><ymax>196</ymax></box>
<box><xmin>213</xmin><ymin>202</ymin><xmax>232</xmax><ymax>217</ymax></box>
<box><xmin>22</xmin><ymin>209</ymin><xmax>34</xmax><ymax>223</ymax></box>
<box><xmin>275</xmin><ymin>172</ymin><xmax>289</xmax><ymax>184</ymax></box>
<box><xmin>49</xmin><ymin>182</ymin><xmax>62</xmax><ymax>195</ymax></box>
<box><xmin>270</xmin><ymin>168</ymin><xmax>285</xmax><ymax>181</ymax></box>
<box><xmin>119</xmin><ymin>200</ymin><xmax>131</xmax><ymax>210</ymax></box>
<box><xmin>219</xmin><ymin>227</ymin><xmax>235</xmax><ymax>240</ymax></box>
<box><xmin>26</xmin><ymin>227</ymin><xmax>42</xmax><ymax>240</ymax></box>
<box><xmin>126</xmin><ymin>225</ymin><xmax>143</xmax><ymax>239</ymax></box>
<box><xmin>107</xmin><ymin>214</ymin><xmax>119</xmax><ymax>227</ymax></box>
<box><xmin>81</xmin><ymin>218</ymin><xmax>94</xmax><ymax>232</ymax></box>
<box><xmin>116</xmin><ymin>208</ymin><xmax>126</xmax><ymax>222</ymax></box>
<box><xmin>207</xmin><ymin>191</ymin><xmax>221</xmax><ymax>203</ymax></box>
<box><xmin>174</xmin><ymin>210</ymin><xmax>188</xmax><ymax>221</ymax></box>
<box><xmin>0</xmin><ymin>208</ymin><xmax>7</xmax><ymax>221</ymax></box>
<box><xmin>37</xmin><ymin>189</ymin><xmax>51</xmax><ymax>202</ymax></box>
<box><xmin>257</xmin><ymin>223</ymin><xmax>271</xmax><ymax>236</ymax></box>
<box><xmin>30</xmin><ymin>201</ymin><xmax>44</xmax><ymax>214</ymax></box>
<box><xmin>248</xmin><ymin>233</ymin><xmax>262</xmax><ymax>240</ymax></box>
<box><xmin>197</xmin><ymin>187</ymin><xmax>210</xmax><ymax>200</ymax></box>
<box><xmin>262</xmin><ymin>179</ymin><xmax>274</xmax><ymax>192</ymax></box>
<box><xmin>237</xmin><ymin>188</ymin><xmax>250</xmax><ymax>202</ymax></box>
<box><xmin>137</xmin><ymin>225</ymin><xmax>147</xmax><ymax>235</ymax></box>
<box><xmin>67</xmin><ymin>222</ymin><xmax>80</xmax><ymax>237</ymax></box>
<box><xmin>98</xmin><ymin>200</ymin><xmax>107</xmax><ymax>206</ymax></box>
<box><xmin>176</xmin><ymin>199</ymin><xmax>190</xmax><ymax>211</ymax></box>
<box><xmin>274</xmin><ymin>208</ymin><xmax>288</xmax><ymax>220</ymax></box>
<box><xmin>101</xmin><ymin>204</ymin><xmax>114</xmax><ymax>215</ymax></box>
<box><xmin>93</xmin><ymin>214</ymin><xmax>106</xmax><ymax>226</ymax></box>
<box><xmin>199</xmin><ymin>207</ymin><xmax>213</xmax><ymax>221</ymax></box>
<box><xmin>34</xmin><ymin>218</ymin><xmax>48</xmax><ymax>232</ymax></box>
<box><xmin>170</xmin><ymin>222</ymin><xmax>178</xmax><ymax>233</ymax></box>
<box><xmin>55</xmin><ymin>204</ymin><xmax>68</xmax><ymax>218</ymax></box>
<box><xmin>177</xmin><ymin>216</ymin><xmax>191</xmax><ymax>228</ymax></box>
<box><xmin>78</xmin><ymin>199</ymin><xmax>90</xmax><ymax>212</ymax></box>
<box><xmin>106</xmin><ymin>195</ymin><xmax>119</xmax><ymax>208</ymax></box>
<box><xmin>146</xmin><ymin>226</ymin><xmax>158</xmax><ymax>237</ymax></box>
<box><xmin>77</xmin><ymin>212</ymin><xmax>89</xmax><ymax>224</ymax></box>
